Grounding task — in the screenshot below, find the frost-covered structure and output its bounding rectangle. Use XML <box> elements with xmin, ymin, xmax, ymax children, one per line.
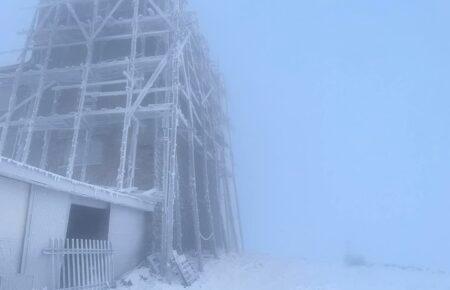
<box><xmin>0</xmin><ymin>0</ymin><xmax>242</xmax><ymax>285</ymax></box>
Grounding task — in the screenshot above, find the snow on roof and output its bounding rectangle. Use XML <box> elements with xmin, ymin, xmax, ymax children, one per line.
<box><xmin>0</xmin><ymin>157</ymin><xmax>156</xmax><ymax>212</ymax></box>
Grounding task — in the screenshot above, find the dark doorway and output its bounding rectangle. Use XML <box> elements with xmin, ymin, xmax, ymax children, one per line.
<box><xmin>66</xmin><ymin>204</ymin><xmax>110</xmax><ymax>240</ymax></box>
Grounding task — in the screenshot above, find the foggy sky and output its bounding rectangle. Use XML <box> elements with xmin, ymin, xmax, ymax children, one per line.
<box><xmin>2</xmin><ymin>0</ymin><xmax>450</xmax><ymax>271</ymax></box>
<box><xmin>189</xmin><ymin>0</ymin><xmax>450</xmax><ymax>270</ymax></box>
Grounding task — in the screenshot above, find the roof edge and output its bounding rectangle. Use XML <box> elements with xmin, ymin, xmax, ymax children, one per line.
<box><xmin>0</xmin><ymin>157</ymin><xmax>154</xmax><ymax>212</ymax></box>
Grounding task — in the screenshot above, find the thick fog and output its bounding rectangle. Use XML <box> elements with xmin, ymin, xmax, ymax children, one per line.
<box><xmin>1</xmin><ymin>0</ymin><xmax>450</xmax><ymax>273</ymax></box>
<box><xmin>189</xmin><ymin>0</ymin><xmax>450</xmax><ymax>272</ymax></box>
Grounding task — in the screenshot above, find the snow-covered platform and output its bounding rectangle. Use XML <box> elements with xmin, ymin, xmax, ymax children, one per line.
<box><xmin>113</xmin><ymin>255</ymin><xmax>450</xmax><ymax>290</ymax></box>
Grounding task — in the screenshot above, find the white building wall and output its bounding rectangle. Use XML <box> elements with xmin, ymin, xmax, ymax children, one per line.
<box><xmin>109</xmin><ymin>205</ymin><xmax>148</xmax><ymax>278</ymax></box>
<box><xmin>0</xmin><ymin>172</ymin><xmax>151</xmax><ymax>288</ymax></box>
<box><xmin>23</xmin><ymin>186</ymin><xmax>71</xmax><ymax>289</ymax></box>
<box><xmin>0</xmin><ymin>176</ymin><xmax>30</xmax><ymax>274</ymax></box>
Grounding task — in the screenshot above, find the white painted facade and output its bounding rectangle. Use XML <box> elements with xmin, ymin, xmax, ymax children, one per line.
<box><xmin>109</xmin><ymin>205</ymin><xmax>148</xmax><ymax>277</ymax></box>
<box><xmin>0</xmin><ymin>176</ymin><xmax>30</xmax><ymax>274</ymax></box>
<box><xmin>0</xmin><ymin>159</ymin><xmax>152</xmax><ymax>289</ymax></box>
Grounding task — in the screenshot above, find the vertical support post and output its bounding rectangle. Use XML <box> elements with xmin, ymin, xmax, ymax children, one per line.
<box><xmin>222</xmin><ymin>90</ymin><xmax>244</xmax><ymax>252</ymax></box>
<box><xmin>186</xmin><ymin>122</ymin><xmax>203</xmax><ymax>269</ymax></box>
<box><xmin>201</xmin><ymin>138</ymin><xmax>218</xmax><ymax>257</ymax></box>
<box><xmin>66</xmin><ymin>0</ymin><xmax>98</xmax><ymax>178</ymax></box>
<box><xmin>117</xmin><ymin>0</ymin><xmax>140</xmax><ymax>189</ymax></box>
<box><xmin>0</xmin><ymin>9</ymin><xmax>40</xmax><ymax>155</ymax></box>
<box><xmin>212</xmin><ymin>145</ymin><xmax>230</xmax><ymax>252</ymax></box>
<box><xmin>80</xmin><ymin>130</ymin><xmax>92</xmax><ymax>182</ymax></box>
<box><xmin>125</xmin><ymin>117</ymin><xmax>140</xmax><ymax>188</ymax></box>
<box><xmin>40</xmin><ymin>130</ymin><xmax>51</xmax><ymax>169</ymax></box>
<box><xmin>227</xmin><ymin>147</ymin><xmax>244</xmax><ymax>253</ymax></box>
<box><xmin>205</xmin><ymin>114</ymin><xmax>227</xmax><ymax>253</ymax></box>
<box><xmin>160</xmin><ymin>67</ymin><xmax>179</xmax><ymax>276</ymax></box>
<box><xmin>174</xmin><ymin>160</ymin><xmax>183</xmax><ymax>253</ymax></box>
<box><xmin>161</xmin><ymin>0</ymin><xmax>183</xmax><ymax>276</ymax></box>
<box><xmin>153</xmin><ymin>120</ymin><xmax>163</xmax><ymax>190</ymax></box>
<box><xmin>40</xmin><ymin>91</ymin><xmax>59</xmax><ymax>169</ymax></box>
<box><xmin>181</xmin><ymin>51</ymin><xmax>203</xmax><ymax>270</ymax></box>
<box><xmin>21</xmin><ymin>5</ymin><xmax>62</xmax><ymax>163</ymax></box>
<box><xmin>219</xmin><ymin>148</ymin><xmax>236</xmax><ymax>251</ymax></box>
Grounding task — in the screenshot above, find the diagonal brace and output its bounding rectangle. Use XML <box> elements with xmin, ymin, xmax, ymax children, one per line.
<box><xmin>93</xmin><ymin>0</ymin><xmax>126</xmax><ymax>39</ymax></box>
<box><xmin>130</xmin><ymin>33</ymin><xmax>191</xmax><ymax>115</ymax></box>
<box><xmin>146</xmin><ymin>0</ymin><xmax>175</xmax><ymax>30</ymax></box>
<box><xmin>65</xmin><ymin>2</ymin><xmax>90</xmax><ymax>40</ymax></box>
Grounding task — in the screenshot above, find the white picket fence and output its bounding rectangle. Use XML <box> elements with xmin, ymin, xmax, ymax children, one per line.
<box><xmin>43</xmin><ymin>239</ymin><xmax>114</xmax><ymax>290</ymax></box>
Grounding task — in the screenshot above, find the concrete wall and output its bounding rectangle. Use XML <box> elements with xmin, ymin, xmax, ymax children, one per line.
<box><xmin>109</xmin><ymin>205</ymin><xmax>149</xmax><ymax>277</ymax></box>
<box><xmin>0</xmin><ymin>176</ymin><xmax>30</xmax><ymax>274</ymax></box>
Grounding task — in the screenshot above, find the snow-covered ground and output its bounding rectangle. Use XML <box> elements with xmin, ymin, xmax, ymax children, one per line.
<box><xmin>113</xmin><ymin>255</ymin><xmax>450</xmax><ymax>290</ymax></box>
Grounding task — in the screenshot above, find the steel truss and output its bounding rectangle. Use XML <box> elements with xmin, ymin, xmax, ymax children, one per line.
<box><xmin>0</xmin><ymin>0</ymin><xmax>242</xmax><ymax>277</ymax></box>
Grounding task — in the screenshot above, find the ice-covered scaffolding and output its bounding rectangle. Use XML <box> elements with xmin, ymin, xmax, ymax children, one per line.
<box><xmin>0</xmin><ymin>0</ymin><xmax>242</xmax><ymax>275</ymax></box>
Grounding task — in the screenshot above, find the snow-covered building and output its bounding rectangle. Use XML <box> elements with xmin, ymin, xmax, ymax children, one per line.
<box><xmin>0</xmin><ymin>0</ymin><xmax>242</xmax><ymax>289</ymax></box>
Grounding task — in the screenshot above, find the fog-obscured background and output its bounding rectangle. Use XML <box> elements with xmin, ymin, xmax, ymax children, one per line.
<box><xmin>2</xmin><ymin>0</ymin><xmax>450</xmax><ymax>272</ymax></box>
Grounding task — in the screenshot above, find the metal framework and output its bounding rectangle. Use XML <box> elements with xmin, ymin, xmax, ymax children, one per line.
<box><xmin>0</xmin><ymin>0</ymin><xmax>242</xmax><ymax>276</ymax></box>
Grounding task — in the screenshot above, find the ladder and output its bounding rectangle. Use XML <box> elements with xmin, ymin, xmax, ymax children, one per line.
<box><xmin>171</xmin><ymin>251</ymin><xmax>199</xmax><ymax>287</ymax></box>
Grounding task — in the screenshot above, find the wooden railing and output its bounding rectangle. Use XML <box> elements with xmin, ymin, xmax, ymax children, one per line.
<box><xmin>43</xmin><ymin>239</ymin><xmax>114</xmax><ymax>290</ymax></box>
